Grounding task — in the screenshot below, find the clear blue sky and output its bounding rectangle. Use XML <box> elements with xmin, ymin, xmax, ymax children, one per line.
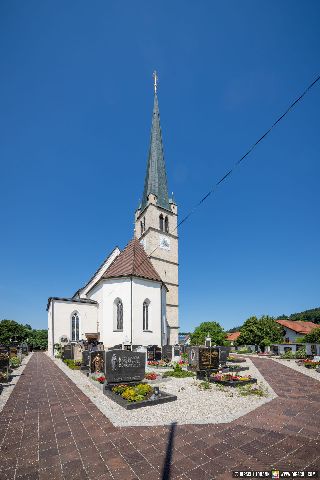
<box><xmin>1</xmin><ymin>1</ymin><xmax>319</xmax><ymax>332</ymax></box>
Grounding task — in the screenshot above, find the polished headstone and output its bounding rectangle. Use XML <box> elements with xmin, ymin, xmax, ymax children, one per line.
<box><xmin>105</xmin><ymin>350</ymin><xmax>145</xmax><ymax>384</ymax></box>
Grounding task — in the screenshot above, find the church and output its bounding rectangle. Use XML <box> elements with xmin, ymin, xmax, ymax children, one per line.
<box><xmin>47</xmin><ymin>74</ymin><xmax>179</xmax><ymax>355</ymax></box>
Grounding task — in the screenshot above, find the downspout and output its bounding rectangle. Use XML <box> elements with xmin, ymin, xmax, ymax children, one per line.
<box><xmin>160</xmin><ymin>286</ymin><xmax>163</xmax><ymax>346</ymax></box>
<box><xmin>130</xmin><ymin>277</ymin><xmax>133</xmax><ymax>345</ymax></box>
<box><xmin>52</xmin><ymin>301</ymin><xmax>55</xmax><ymax>356</ymax></box>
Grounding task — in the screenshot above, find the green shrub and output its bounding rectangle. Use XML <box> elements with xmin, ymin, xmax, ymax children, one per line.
<box><xmin>198</xmin><ymin>380</ymin><xmax>212</xmax><ymax>390</ymax></box>
<box><xmin>9</xmin><ymin>357</ymin><xmax>21</xmax><ymax>368</ymax></box>
<box><xmin>237</xmin><ymin>383</ymin><xmax>267</xmax><ymax>397</ymax></box>
<box><xmin>62</xmin><ymin>359</ymin><xmax>80</xmax><ymax>370</ymax></box>
<box><xmin>280</xmin><ymin>350</ymin><xmax>295</xmax><ymax>359</ymax></box>
<box><xmin>295</xmin><ymin>347</ymin><xmax>307</xmax><ymax>359</ymax></box>
<box><xmin>163</xmin><ymin>369</ymin><xmax>195</xmax><ymax>378</ymax></box>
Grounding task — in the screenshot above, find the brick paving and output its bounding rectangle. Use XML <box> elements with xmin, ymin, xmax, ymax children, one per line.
<box><xmin>0</xmin><ymin>354</ymin><xmax>319</xmax><ymax>480</ymax></box>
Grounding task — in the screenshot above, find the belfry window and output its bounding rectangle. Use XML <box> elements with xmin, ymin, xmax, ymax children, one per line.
<box><xmin>140</xmin><ymin>221</ymin><xmax>143</xmax><ymax>235</ymax></box>
<box><xmin>114</xmin><ymin>298</ymin><xmax>123</xmax><ymax>331</ymax></box>
<box><xmin>143</xmin><ymin>299</ymin><xmax>150</xmax><ymax>331</ymax></box>
<box><xmin>71</xmin><ymin>313</ymin><xmax>80</xmax><ymax>341</ymax></box>
<box><xmin>159</xmin><ymin>214</ymin><xmax>164</xmax><ymax>231</ymax></box>
<box><xmin>165</xmin><ymin>216</ymin><xmax>169</xmax><ymax>233</ymax></box>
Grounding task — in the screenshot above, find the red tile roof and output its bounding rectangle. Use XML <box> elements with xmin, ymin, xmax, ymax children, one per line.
<box><xmin>226</xmin><ymin>332</ymin><xmax>241</xmax><ymax>341</ymax></box>
<box><xmin>103</xmin><ymin>238</ymin><xmax>163</xmax><ymax>284</ymax></box>
<box><xmin>276</xmin><ymin>319</ymin><xmax>318</xmax><ymax>334</ymax></box>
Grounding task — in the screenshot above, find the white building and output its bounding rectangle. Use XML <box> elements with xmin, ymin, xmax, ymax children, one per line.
<box><xmin>47</xmin><ymin>75</ymin><xmax>179</xmax><ymax>355</ymax></box>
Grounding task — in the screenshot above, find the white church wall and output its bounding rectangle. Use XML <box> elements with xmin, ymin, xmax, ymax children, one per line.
<box><xmin>47</xmin><ymin>300</ymin><xmax>98</xmax><ymax>355</ymax></box>
<box><xmin>87</xmin><ymin>283</ymin><xmax>104</xmax><ymax>341</ymax></box>
<box><xmin>131</xmin><ymin>277</ymin><xmax>162</xmax><ymax>346</ymax></box>
<box><xmin>100</xmin><ymin>277</ymin><xmax>163</xmax><ymax>348</ymax></box>
<box><xmin>101</xmin><ymin>278</ymin><xmax>132</xmax><ymax>347</ymax></box>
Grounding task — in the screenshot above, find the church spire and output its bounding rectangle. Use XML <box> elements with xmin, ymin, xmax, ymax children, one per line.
<box><xmin>140</xmin><ymin>72</ymin><xmax>170</xmax><ymax>211</ymax></box>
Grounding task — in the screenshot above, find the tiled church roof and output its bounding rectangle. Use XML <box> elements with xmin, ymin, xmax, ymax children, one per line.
<box><xmin>103</xmin><ymin>238</ymin><xmax>163</xmax><ymax>283</ymax></box>
<box><xmin>140</xmin><ymin>93</ymin><xmax>170</xmax><ymax>211</ymax></box>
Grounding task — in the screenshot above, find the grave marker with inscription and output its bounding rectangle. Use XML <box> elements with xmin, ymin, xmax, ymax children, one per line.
<box><xmin>104</xmin><ymin>351</ymin><xmax>145</xmax><ymax>384</ymax></box>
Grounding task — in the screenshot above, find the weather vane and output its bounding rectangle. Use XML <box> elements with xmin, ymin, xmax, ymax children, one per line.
<box><xmin>153</xmin><ymin>70</ymin><xmax>158</xmax><ymax>94</ymax></box>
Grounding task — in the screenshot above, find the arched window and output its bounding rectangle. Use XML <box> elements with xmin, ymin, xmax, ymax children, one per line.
<box><xmin>165</xmin><ymin>216</ymin><xmax>169</xmax><ymax>233</ymax></box>
<box><xmin>71</xmin><ymin>313</ymin><xmax>80</xmax><ymax>341</ymax></box>
<box><xmin>113</xmin><ymin>298</ymin><xmax>123</xmax><ymax>331</ymax></box>
<box><xmin>140</xmin><ymin>221</ymin><xmax>143</xmax><ymax>235</ymax></box>
<box><xmin>159</xmin><ymin>214</ymin><xmax>164</xmax><ymax>231</ymax></box>
<box><xmin>143</xmin><ymin>299</ymin><xmax>150</xmax><ymax>331</ymax></box>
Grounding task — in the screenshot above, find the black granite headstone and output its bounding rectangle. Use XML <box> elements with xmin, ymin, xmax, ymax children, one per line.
<box><xmin>218</xmin><ymin>346</ymin><xmax>230</xmax><ymax>365</ymax></box>
<box><xmin>62</xmin><ymin>344</ymin><xmax>72</xmax><ymax>360</ymax></box>
<box><xmin>173</xmin><ymin>346</ymin><xmax>180</xmax><ymax>357</ymax></box>
<box><xmin>81</xmin><ymin>351</ymin><xmax>90</xmax><ymax>370</ymax></box>
<box><xmin>188</xmin><ymin>347</ymin><xmax>219</xmax><ymax>371</ymax></box>
<box><xmin>0</xmin><ymin>353</ymin><xmax>9</xmax><ymax>369</ymax></box>
<box><xmin>311</xmin><ymin>344</ymin><xmax>317</xmax><ymax>355</ymax></box>
<box><xmin>162</xmin><ymin>345</ymin><xmax>172</xmax><ymax>361</ymax></box>
<box><xmin>105</xmin><ymin>351</ymin><xmax>145</xmax><ymax>384</ymax></box>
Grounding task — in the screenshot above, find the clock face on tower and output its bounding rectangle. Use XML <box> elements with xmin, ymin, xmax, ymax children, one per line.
<box><xmin>159</xmin><ymin>235</ymin><xmax>170</xmax><ymax>250</ymax></box>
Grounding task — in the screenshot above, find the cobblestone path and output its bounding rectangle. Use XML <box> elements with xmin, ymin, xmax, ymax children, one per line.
<box><xmin>0</xmin><ymin>353</ymin><xmax>319</xmax><ymax>480</ymax></box>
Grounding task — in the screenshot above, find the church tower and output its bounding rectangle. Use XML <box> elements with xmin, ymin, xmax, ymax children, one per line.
<box><xmin>134</xmin><ymin>73</ymin><xmax>179</xmax><ymax>345</ymax></box>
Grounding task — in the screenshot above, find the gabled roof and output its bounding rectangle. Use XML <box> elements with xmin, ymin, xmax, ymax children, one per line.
<box><xmin>140</xmin><ymin>93</ymin><xmax>170</xmax><ymax>211</ymax></box>
<box><xmin>103</xmin><ymin>238</ymin><xmax>163</xmax><ymax>284</ymax></box>
<box><xmin>226</xmin><ymin>332</ymin><xmax>241</xmax><ymax>341</ymax></box>
<box><xmin>46</xmin><ymin>297</ymin><xmax>98</xmax><ymax>311</ymax></box>
<box><xmin>276</xmin><ymin>319</ymin><xmax>318</xmax><ymax>334</ymax></box>
<box><xmin>73</xmin><ymin>247</ymin><xmax>120</xmax><ymax>298</ymax></box>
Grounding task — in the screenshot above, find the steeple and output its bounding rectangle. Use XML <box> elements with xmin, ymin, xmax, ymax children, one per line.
<box><xmin>140</xmin><ymin>72</ymin><xmax>170</xmax><ymax>211</ymax></box>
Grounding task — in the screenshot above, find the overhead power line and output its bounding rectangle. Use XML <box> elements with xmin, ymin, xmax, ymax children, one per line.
<box><xmin>137</xmin><ymin>73</ymin><xmax>320</xmax><ymax>268</ymax></box>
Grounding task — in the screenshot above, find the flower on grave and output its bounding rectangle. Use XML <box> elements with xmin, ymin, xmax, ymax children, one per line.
<box><xmin>96</xmin><ymin>375</ymin><xmax>106</xmax><ymax>384</ymax></box>
<box><xmin>211</xmin><ymin>373</ymin><xmax>252</xmax><ymax>382</ymax></box>
<box><xmin>145</xmin><ymin>372</ymin><xmax>158</xmax><ymax>380</ymax></box>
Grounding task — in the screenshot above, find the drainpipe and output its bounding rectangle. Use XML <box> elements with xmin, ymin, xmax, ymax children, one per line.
<box><xmin>52</xmin><ymin>301</ymin><xmax>55</xmax><ymax>356</ymax></box>
<box><xmin>130</xmin><ymin>277</ymin><xmax>133</xmax><ymax>345</ymax></box>
<box><xmin>160</xmin><ymin>286</ymin><xmax>163</xmax><ymax>347</ymax></box>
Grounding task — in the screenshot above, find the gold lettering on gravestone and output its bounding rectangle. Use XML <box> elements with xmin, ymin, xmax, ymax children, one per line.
<box><xmin>199</xmin><ymin>349</ymin><xmax>218</xmax><ymax>369</ymax></box>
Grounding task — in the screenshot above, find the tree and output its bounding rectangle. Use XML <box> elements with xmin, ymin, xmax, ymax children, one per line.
<box><xmin>237</xmin><ymin>316</ymin><xmax>283</xmax><ymax>349</ymax></box>
<box><xmin>303</xmin><ymin>327</ymin><xmax>320</xmax><ymax>343</ymax></box>
<box><xmin>28</xmin><ymin>329</ymin><xmax>48</xmax><ymax>350</ymax></box>
<box><xmin>0</xmin><ymin>320</ymin><xmax>28</xmax><ymax>346</ymax></box>
<box><xmin>190</xmin><ymin>321</ymin><xmax>227</xmax><ymax>346</ymax></box>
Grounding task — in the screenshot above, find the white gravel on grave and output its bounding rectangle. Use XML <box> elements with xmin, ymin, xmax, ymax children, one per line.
<box><xmin>51</xmin><ymin>356</ymin><xmax>277</xmax><ymax>427</ymax></box>
<box><xmin>271</xmin><ymin>357</ymin><xmax>320</xmax><ymax>382</ymax></box>
<box><xmin>0</xmin><ymin>353</ymin><xmax>33</xmax><ymax>414</ymax></box>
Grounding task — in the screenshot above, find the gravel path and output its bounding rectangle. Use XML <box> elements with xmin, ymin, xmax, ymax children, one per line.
<box><xmin>271</xmin><ymin>357</ymin><xmax>320</xmax><ymax>382</ymax></box>
<box><xmin>0</xmin><ymin>353</ymin><xmax>32</xmax><ymax>414</ymax></box>
<box><xmin>51</xmin><ymin>355</ymin><xmax>276</xmax><ymax>427</ymax></box>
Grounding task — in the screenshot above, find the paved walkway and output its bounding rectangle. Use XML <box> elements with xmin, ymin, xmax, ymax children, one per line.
<box><xmin>0</xmin><ymin>354</ymin><xmax>319</xmax><ymax>480</ymax></box>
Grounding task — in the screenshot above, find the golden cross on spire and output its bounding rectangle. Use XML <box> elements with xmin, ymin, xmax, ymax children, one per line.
<box><xmin>153</xmin><ymin>70</ymin><xmax>158</xmax><ymax>94</ymax></box>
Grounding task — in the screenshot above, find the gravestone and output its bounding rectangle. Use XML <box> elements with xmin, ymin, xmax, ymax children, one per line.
<box><xmin>73</xmin><ymin>344</ymin><xmax>83</xmax><ymax>362</ymax></box>
<box><xmin>173</xmin><ymin>346</ymin><xmax>180</xmax><ymax>358</ymax></box>
<box><xmin>188</xmin><ymin>347</ymin><xmax>220</xmax><ymax>371</ymax></box>
<box><xmin>9</xmin><ymin>347</ymin><xmax>18</xmax><ymax>358</ymax></box>
<box><xmin>90</xmin><ymin>351</ymin><xmax>105</xmax><ymax>373</ymax></box>
<box><xmin>104</xmin><ymin>351</ymin><xmax>145</xmax><ymax>384</ymax></box>
<box><xmin>62</xmin><ymin>344</ymin><xmax>72</xmax><ymax>360</ymax></box>
<box><xmin>218</xmin><ymin>346</ymin><xmax>230</xmax><ymax>365</ymax></box>
<box><xmin>81</xmin><ymin>350</ymin><xmax>90</xmax><ymax>371</ymax></box>
<box><xmin>0</xmin><ymin>353</ymin><xmax>9</xmax><ymax>369</ymax></box>
<box><xmin>162</xmin><ymin>345</ymin><xmax>173</xmax><ymax>362</ymax></box>
<box><xmin>147</xmin><ymin>345</ymin><xmax>161</xmax><ymax>362</ymax></box>
<box><xmin>21</xmin><ymin>343</ymin><xmax>28</xmax><ymax>355</ymax></box>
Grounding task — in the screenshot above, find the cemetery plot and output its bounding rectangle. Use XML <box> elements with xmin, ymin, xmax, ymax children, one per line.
<box><xmin>103</xmin><ymin>350</ymin><xmax>177</xmax><ymax>409</ymax></box>
<box><xmin>210</xmin><ymin>372</ymin><xmax>257</xmax><ymax>387</ymax></box>
<box><xmin>0</xmin><ymin>352</ymin><xmax>10</xmax><ymax>384</ymax></box>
